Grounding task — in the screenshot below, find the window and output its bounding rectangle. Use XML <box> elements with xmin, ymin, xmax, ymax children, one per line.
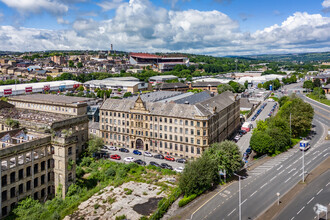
<box><xmin>203</xmin><ymin>122</ymin><xmax>206</xmax><ymax>127</ymax></box>
<box><xmin>34</xmin><ymin>177</ymin><xmax>38</xmax><ymax>187</ymax></box>
<box><xmin>180</xmin><ymin>145</ymin><xmax>183</xmax><ymax>152</ymax></box>
<box><xmin>197</xmin><ymin>122</ymin><xmax>200</xmax><ymax>127</ymax></box>
<box><xmin>41</xmin><ymin>161</ymin><xmax>45</xmax><ymax>171</ymax></box>
<box><xmin>169</xmin><ymin>119</ymin><xmax>172</xmax><ymax>123</ymax></box>
<box><xmin>186</xmin><ymin>145</ymin><xmax>189</xmax><ymax>152</ymax></box>
<box><xmin>10</xmin><ymin>172</ymin><xmax>15</xmax><ymax>183</ymax></box>
<box><xmin>185</xmin><ymin>128</ymin><xmax>188</xmax><ymax>134</ymax></box>
<box><xmin>26</xmin><ymin>181</ymin><xmax>31</xmax><ymax>191</ymax></box>
<box><xmin>2</xmin><ymin>190</ymin><xmax>7</xmax><ymax>202</ymax></box>
<box><xmin>68</xmin><ymin>147</ymin><xmax>72</xmax><ymax>155</ymax></box>
<box><xmin>175</xmin><ymin>144</ymin><xmax>178</xmax><ymax>150</ymax></box>
<box><xmin>169</xmin><ymin>126</ymin><xmax>172</xmax><ymax>132</ymax></box>
<box><xmin>191</xmin><ymin>129</ymin><xmax>194</xmax><ymax>135</ymax></box>
<box><xmin>164</xmin><ymin>118</ymin><xmax>167</xmax><ymax>123</ymax></box>
<box><xmin>19</xmin><ymin>169</ymin><xmax>24</xmax><ymax>180</ymax></box>
<box><xmin>191</xmin><ymin>138</ymin><xmax>194</xmax><ymax>144</ymax></box>
<box><xmin>10</xmin><ymin>187</ymin><xmax>15</xmax><ymax>198</ymax></box>
<box><xmin>185</xmin><ymin>120</ymin><xmax>188</xmax><ymax>126</ymax></box>
<box><xmin>203</xmin><ymin>130</ymin><xmax>206</xmax><ymax>136</ymax></box>
<box><xmin>197</xmin><ymin>130</ymin><xmax>200</xmax><ymax>136</ymax></box>
<box><xmin>19</xmin><ymin>184</ymin><xmax>23</xmax><ymax>194</ymax></box>
<box><xmin>197</xmin><ymin>139</ymin><xmax>200</xmax><ymax>145</ymax></box>
<box><xmin>190</xmin><ymin>121</ymin><xmax>194</xmax><ymax>126</ymax></box>
<box><xmin>203</xmin><ymin>140</ymin><xmax>207</xmax><ymax>145</ymax></box>
<box><xmin>185</xmin><ymin>137</ymin><xmax>188</xmax><ymax>143</ymax></box>
<box><xmin>2</xmin><ymin>175</ymin><xmax>7</xmax><ymax>186</ymax></box>
<box><xmin>2</xmin><ymin>206</ymin><xmax>7</xmax><ymax>216</ymax></box>
<box><xmin>191</xmin><ymin>146</ymin><xmax>194</xmax><ymax>153</ymax></box>
<box><xmin>34</xmin><ymin>192</ymin><xmax>38</xmax><ymax>200</ymax></box>
<box><xmin>197</xmin><ymin>148</ymin><xmax>201</xmax><ymax>154</ymax></box>
<box><xmin>41</xmin><ymin>175</ymin><xmax>45</xmax><ymax>185</ymax></box>
<box><xmin>41</xmin><ymin>188</ymin><xmax>45</xmax><ymax>198</ymax></box>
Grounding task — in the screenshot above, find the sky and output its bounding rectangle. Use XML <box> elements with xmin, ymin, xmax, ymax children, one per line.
<box><xmin>0</xmin><ymin>0</ymin><xmax>329</xmax><ymax>56</ymax></box>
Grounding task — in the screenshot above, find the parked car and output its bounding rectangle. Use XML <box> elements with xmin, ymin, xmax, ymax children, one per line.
<box><xmin>233</xmin><ymin>135</ymin><xmax>240</xmax><ymax>143</ymax></box>
<box><xmin>144</xmin><ymin>151</ymin><xmax>153</xmax><ymax>157</ymax></box>
<box><xmin>110</xmin><ymin>154</ymin><xmax>121</xmax><ymax>160</ymax></box>
<box><xmin>149</xmin><ymin>161</ymin><xmax>161</xmax><ymax>167</ymax></box>
<box><xmin>133</xmin><ymin>150</ymin><xmax>142</xmax><ymax>155</ymax></box>
<box><xmin>154</xmin><ymin>154</ymin><xmax>164</xmax><ymax>159</ymax></box>
<box><xmin>108</xmin><ymin>146</ymin><xmax>117</xmax><ymax>151</ymax></box>
<box><xmin>119</xmin><ymin>148</ymin><xmax>129</xmax><ymax>153</ymax></box>
<box><xmin>174</xmin><ymin>167</ymin><xmax>184</xmax><ymax>173</ymax></box>
<box><xmin>102</xmin><ymin>145</ymin><xmax>108</xmax><ymax>150</ymax></box>
<box><xmin>134</xmin><ymin>159</ymin><xmax>146</xmax><ymax>166</ymax></box>
<box><xmin>245</xmin><ymin>147</ymin><xmax>252</xmax><ymax>155</ymax></box>
<box><xmin>176</xmin><ymin>158</ymin><xmax>187</xmax><ymax>163</ymax></box>
<box><xmin>124</xmin><ymin>157</ymin><xmax>135</xmax><ymax>162</ymax></box>
<box><xmin>160</xmin><ymin>163</ymin><xmax>173</xmax><ymax>170</ymax></box>
<box><xmin>164</xmin><ymin>155</ymin><xmax>175</xmax><ymax>161</ymax></box>
<box><xmin>238</xmin><ymin>130</ymin><xmax>247</xmax><ymax>136</ymax></box>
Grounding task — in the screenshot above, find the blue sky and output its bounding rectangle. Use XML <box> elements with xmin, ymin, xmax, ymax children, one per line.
<box><xmin>0</xmin><ymin>0</ymin><xmax>329</xmax><ymax>56</ymax></box>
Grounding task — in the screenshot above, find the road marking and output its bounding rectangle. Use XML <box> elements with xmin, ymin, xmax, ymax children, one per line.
<box><xmin>323</xmin><ymin>153</ymin><xmax>328</xmax><ymax>157</ymax></box>
<box><xmin>288</xmin><ymin>168</ymin><xmax>296</xmax><ymax>174</ymax></box>
<box><xmin>285</xmin><ymin>177</ymin><xmax>292</xmax><ymax>183</ymax></box>
<box><xmin>312</xmin><ymin>156</ymin><xmax>317</xmax><ymax>160</ymax></box>
<box><xmin>306</xmin><ymin>161</ymin><xmax>311</xmax><ymax>165</ymax></box>
<box><xmin>270</xmin><ymin>176</ymin><xmax>276</xmax><ymax>182</ymax></box>
<box><xmin>292</xmin><ymin>171</ymin><xmax>298</xmax><ymax>176</ymax></box>
<box><xmin>287</xmin><ymin>164</ymin><xmax>293</xmax><ymax>169</ymax></box>
<box><xmin>277</xmin><ymin>165</ymin><xmax>283</xmax><ymax>170</ymax></box>
<box><xmin>312</xmin><ymin>150</ymin><xmax>319</xmax><ymax>155</ymax></box>
<box><xmin>278</xmin><ymin>170</ymin><xmax>285</xmax><ymax>175</ymax></box>
<box><xmin>326</xmin><ymin>182</ymin><xmax>330</xmax><ymax>187</ymax></box>
<box><xmin>297</xmin><ymin>206</ymin><xmax>305</xmax><ymax>215</ymax></box>
<box><xmin>250</xmin><ymin>191</ymin><xmax>257</xmax><ymax>197</ymax></box>
<box><xmin>307</xmin><ymin>197</ymin><xmax>314</xmax><ymax>204</ymax></box>
<box><xmin>227</xmin><ymin>208</ymin><xmax>236</xmax><ymax>216</ymax></box>
<box><xmin>290</xmin><ymin>217</ymin><xmax>295</xmax><ymax>220</ymax></box>
<box><xmin>260</xmin><ymin>183</ymin><xmax>267</xmax><ymax>189</ymax></box>
<box><xmin>242</xmin><ymin>199</ymin><xmax>247</xmax><ymax>205</ymax></box>
<box><xmin>316</xmin><ymin>189</ymin><xmax>323</xmax><ymax>195</ymax></box>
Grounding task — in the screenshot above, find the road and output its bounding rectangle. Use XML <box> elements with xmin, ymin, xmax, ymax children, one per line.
<box><xmin>192</xmin><ymin>88</ymin><xmax>330</xmax><ymax>220</ymax></box>
<box><xmin>103</xmin><ymin>147</ymin><xmax>185</xmax><ymax>169</ymax></box>
<box><xmin>275</xmin><ymin>169</ymin><xmax>330</xmax><ymax>220</ymax></box>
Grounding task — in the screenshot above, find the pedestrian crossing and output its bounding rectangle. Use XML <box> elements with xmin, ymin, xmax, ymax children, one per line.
<box><xmin>248</xmin><ymin>148</ymin><xmax>297</xmax><ymax>176</ymax></box>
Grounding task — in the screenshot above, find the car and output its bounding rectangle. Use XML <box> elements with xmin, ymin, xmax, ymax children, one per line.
<box><xmin>108</xmin><ymin>146</ymin><xmax>117</xmax><ymax>151</ymax></box>
<box><xmin>133</xmin><ymin>150</ymin><xmax>142</xmax><ymax>155</ymax></box>
<box><xmin>246</xmin><ymin>147</ymin><xmax>252</xmax><ymax>154</ymax></box>
<box><xmin>124</xmin><ymin>157</ymin><xmax>134</xmax><ymax>162</ymax></box>
<box><xmin>238</xmin><ymin>130</ymin><xmax>247</xmax><ymax>136</ymax></box>
<box><xmin>102</xmin><ymin>145</ymin><xmax>108</xmax><ymax>150</ymax></box>
<box><xmin>134</xmin><ymin>159</ymin><xmax>146</xmax><ymax>165</ymax></box>
<box><xmin>144</xmin><ymin>151</ymin><xmax>153</xmax><ymax>157</ymax></box>
<box><xmin>176</xmin><ymin>158</ymin><xmax>187</xmax><ymax>163</ymax></box>
<box><xmin>160</xmin><ymin>163</ymin><xmax>173</xmax><ymax>170</ymax></box>
<box><xmin>119</xmin><ymin>148</ymin><xmax>129</xmax><ymax>153</ymax></box>
<box><xmin>174</xmin><ymin>167</ymin><xmax>184</xmax><ymax>173</ymax></box>
<box><xmin>149</xmin><ymin>161</ymin><xmax>161</xmax><ymax>167</ymax></box>
<box><xmin>233</xmin><ymin>135</ymin><xmax>240</xmax><ymax>143</ymax></box>
<box><xmin>110</xmin><ymin>154</ymin><xmax>121</xmax><ymax>160</ymax></box>
<box><xmin>164</xmin><ymin>155</ymin><xmax>175</xmax><ymax>161</ymax></box>
<box><xmin>154</xmin><ymin>154</ymin><xmax>164</xmax><ymax>159</ymax></box>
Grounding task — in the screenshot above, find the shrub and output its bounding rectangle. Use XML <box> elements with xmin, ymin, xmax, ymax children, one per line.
<box><xmin>178</xmin><ymin>194</ymin><xmax>197</xmax><ymax>207</ymax></box>
<box><xmin>94</xmin><ymin>203</ymin><xmax>100</xmax><ymax>209</ymax></box>
<box><xmin>105</xmin><ymin>168</ymin><xmax>116</xmax><ymax>177</ymax></box>
<box><xmin>115</xmin><ymin>215</ymin><xmax>127</xmax><ymax>220</ymax></box>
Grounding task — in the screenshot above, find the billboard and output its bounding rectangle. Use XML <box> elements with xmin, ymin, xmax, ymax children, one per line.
<box><xmin>4</xmin><ymin>89</ymin><xmax>12</xmax><ymax>95</ymax></box>
<box><xmin>43</xmin><ymin>85</ymin><xmax>50</xmax><ymax>91</ymax></box>
<box><xmin>25</xmin><ymin>87</ymin><xmax>33</xmax><ymax>93</ymax></box>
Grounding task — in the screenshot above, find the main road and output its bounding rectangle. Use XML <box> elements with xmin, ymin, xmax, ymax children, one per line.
<box><xmin>191</xmin><ymin>83</ymin><xmax>329</xmax><ymax>220</ymax></box>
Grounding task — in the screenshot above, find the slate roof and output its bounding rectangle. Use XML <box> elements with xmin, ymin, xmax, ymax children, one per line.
<box><xmin>174</xmin><ymin>91</ymin><xmax>211</xmax><ymax>105</ymax></box>
<box><xmin>192</xmin><ymin>81</ymin><xmax>222</xmax><ymax>87</ymax></box>
<box><xmin>154</xmin><ymin>82</ymin><xmax>188</xmax><ymax>90</ymax></box>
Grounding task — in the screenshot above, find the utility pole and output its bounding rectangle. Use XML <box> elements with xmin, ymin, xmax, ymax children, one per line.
<box><xmin>290</xmin><ymin>113</ymin><xmax>292</xmax><ymax>145</ymax></box>
<box><xmin>302</xmin><ymin>148</ymin><xmax>305</xmax><ymax>183</ymax></box>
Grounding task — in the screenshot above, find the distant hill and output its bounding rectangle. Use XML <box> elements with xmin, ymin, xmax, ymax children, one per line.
<box><xmin>232</xmin><ymin>52</ymin><xmax>330</xmax><ymax>62</ymax></box>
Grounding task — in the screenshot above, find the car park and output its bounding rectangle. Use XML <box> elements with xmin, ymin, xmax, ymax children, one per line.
<box><xmin>154</xmin><ymin>154</ymin><xmax>164</xmax><ymax>159</ymax></box>
<box><xmin>161</xmin><ymin>163</ymin><xmax>173</xmax><ymax>170</ymax></box>
<box><xmin>119</xmin><ymin>148</ymin><xmax>129</xmax><ymax>153</ymax></box>
<box><xmin>110</xmin><ymin>154</ymin><xmax>121</xmax><ymax>160</ymax></box>
<box><xmin>144</xmin><ymin>151</ymin><xmax>153</xmax><ymax>157</ymax></box>
<box><xmin>174</xmin><ymin>167</ymin><xmax>184</xmax><ymax>173</ymax></box>
<box><xmin>176</xmin><ymin>158</ymin><xmax>187</xmax><ymax>163</ymax></box>
<box><xmin>164</xmin><ymin>155</ymin><xmax>175</xmax><ymax>161</ymax></box>
<box><xmin>108</xmin><ymin>146</ymin><xmax>117</xmax><ymax>151</ymax></box>
<box><xmin>134</xmin><ymin>159</ymin><xmax>146</xmax><ymax>166</ymax></box>
<box><xmin>124</xmin><ymin>157</ymin><xmax>135</xmax><ymax>162</ymax></box>
<box><xmin>133</xmin><ymin>150</ymin><xmax>142</xmax><ymax>155</ymax></box>
<box><xmin>149</xmin><ymin>161</ymin><xmax>161</xmax><ymax>167</ymax></box>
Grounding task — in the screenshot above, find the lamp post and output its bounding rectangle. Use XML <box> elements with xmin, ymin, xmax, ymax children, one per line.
<box><xmin>276</xmin><ymin>192</ymin><xmax>280</xmax><ymax>205</ymax></box>
<box><xmin>302</xmin><ymin>148</ymin><xmax>305</xmax><ymax>183</ymax></box>
<box><xmin>234</xmin><ymin>173</ymin><xmax>242</xmax><ymax>220</ymax></box>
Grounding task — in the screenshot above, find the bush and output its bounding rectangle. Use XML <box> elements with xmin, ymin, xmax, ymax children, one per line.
<box><xmin>178</xmin><ymin>194</ymin><xmax>197</xmax><ymax>207</ymax></box>
<box><xmin>115</xmin><ymin>215</ymin><xmax>127</xmax><ymax>220</ymax></box>
<box><xmin>105</xmin><ymin>168</ymin><xmax>116</xmax><ymax>177</ymax></box>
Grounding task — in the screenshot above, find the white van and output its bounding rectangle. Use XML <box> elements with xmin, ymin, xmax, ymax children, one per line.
<box><xmin>299</xmin><ymin>140</ymin><xmax>310</xmax><ymax>151</ymax></box>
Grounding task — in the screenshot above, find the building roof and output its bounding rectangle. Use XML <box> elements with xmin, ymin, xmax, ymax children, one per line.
<box><xmin>192</xmin><ymin>81</ymin><xmax>222</xmax><ymax>87</ymax></box>
<box><xmin>154</xmin><ymin>82</ymin><xmax>188</xmax><ymax>90</ymax></box>
<box><xmin>174</xmin><ymin>91</ymin><xmax>212</xmax><ymax>105</ymax></box>
<box><xmin>127</xmin><ymin>91</ymin><xmax>183</xmax><ymax>102</ymax></box>
<box><xmin>149</xmin><ymin>75</ymin><xmax>178</xmax><ymax>81</ymax></box>
<box><xmin>84</xmin><ymin>79</ymin><xmax>144</xmax><ymax>87</ymax></box>
<box><xmin>240</xmin><ymin>98</ymin><xmax>254</xmax><ymax>109</ymax></box>
<box><xmin>130</xmin><ymin>53</ymin><xmax>161</xmax><ymax>59</ymax></box>
<box><xmin>9</xmin><ymin>94</ymin><xmax>93</xmax><ymax>105</ymax></box>
<box><xmin>101</xmin><ymin>91</ymin><xmax>236</xmax><ymax>119</ymax></box>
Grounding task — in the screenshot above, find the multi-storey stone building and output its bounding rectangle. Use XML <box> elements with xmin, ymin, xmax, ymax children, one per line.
<box><xmin>99</xmin><ymin>91</ymin><xmax>240</xmax><ymax>158</ymax></box>
<box><xmin>0</xmin><ymin>94</ymin><xmax>90</xmax><ymax>218</ymax></box>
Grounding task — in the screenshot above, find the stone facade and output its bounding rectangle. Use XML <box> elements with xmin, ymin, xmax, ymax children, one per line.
<box><xmin>99</xmin><ymin>92</ymin><xmax>240</xmax><ymax>159</ymax></box>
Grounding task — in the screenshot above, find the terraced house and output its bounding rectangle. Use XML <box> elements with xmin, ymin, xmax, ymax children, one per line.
<box><xmin>99</xmin><ymin>91</ymin><xmax>240</xmax><ymax>159</ymax></box>
<box><xmin>0</xmin><ymin>94</ymin><xmax>90</xmax><ymax>218</ymax></box>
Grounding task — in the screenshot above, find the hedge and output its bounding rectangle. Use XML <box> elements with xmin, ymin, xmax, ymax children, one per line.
<box><xmin>178</xmin><ymin>194</ymin><xmax>197</xmax><ymax>207</ymax></box>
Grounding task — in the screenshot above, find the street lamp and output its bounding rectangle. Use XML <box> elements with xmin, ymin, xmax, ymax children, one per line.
<box><xmin>276</xmin><ymin>192</ymin><xmax>280</xmax><ymax>205</ymax></box>
<box><xmin>234</xmin><ymin>173</ymin><xmax>242</xmax><ymax>220</ymax></box>
<box><xmin>302</xmin><ymin>148</ymin><xmax>305</xmax><ymax>183</ymax></box>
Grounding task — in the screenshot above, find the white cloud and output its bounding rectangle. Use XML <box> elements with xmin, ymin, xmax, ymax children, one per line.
<box><xmin>0</xmin><ymin>0</ymin><xmax>330</xmax><ymax>56</ymax></box>
<box><xmin>322</xmin><ymin>0</ymin><xmax>330</xmax><ymax>8</ymax></box>
<box><xmin>57</xmin><ymin>17</ymin><xmax>70</xmax><ymax>24</ymax></box>
<box><xmin>97</xmin><ymin>0</ymin><xmax>124</xmax><ymax>11</ymax></box>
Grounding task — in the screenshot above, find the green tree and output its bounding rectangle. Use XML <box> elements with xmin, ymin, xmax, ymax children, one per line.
<box><xmin>68</xmin><ymin>60</ymin><xmax>74</xmax><ymax>68</ymax></box>
<box><xmin>179</xmin><ymin>154</ymin><xmax>219</xmax><ymax>196</ymax></box>
<box><xmin>303</xmin><ymin>80</ymin><xmax>314</xmax><ymax>91</ymax></box>
<box><xmin>77</xmin><ymin>85</ymin><xmax>84</xmax><ymax>92</ymax></box>
<box><xmin>6</xmin><ymin>118</ymin><xmax>20</xmax><ymax>128</ymax></box>
<box><xmin>77</xmin><ymin>62</ymin><xmax>83</xmax><ymax>68</ymax></box>
<box><xmin>205</xmin><ymin>141</ymin><xmax>242</xmax><ymax>175</ymax></box>
<box><xmin>244</xmin><ymin>80</ymin><xmax>249</xmax><ymax>89</ymax></box>
<box><xmin>87</xmin><ymin>135</ymin><xmax>104</xmax><ymax>156</ymax></box>
<box><xmin>217</xmin><ymin>84</ymin><xmax>234</xmax><ymax>94</ymax></box>
<box><xmin>313</xmin><ymin>79</ymin><xmax>321</xmax><ymax>88</ymax></box>
<box><xmin>278</xmin><ymin>96</ymin><xmax>289</xmax><ymax>107</ymax></box>
<box><xmin>257</xmin><ymin>83</ymin><xmax>263</xmax><ymax>89</ymax></box>
<box><xmin>123</xmin><ymin>92</ymin><xmax>132</xmax><ymax>98</ymax></box>
<box><xmin>250</xmin><ymin>132</ymin><xmax>273</xmax><ymax>155</ymax></box>
<box><xmin>13</xmin><ymin>197</ymin><xmax>45</xmax><ymax>220</ymax></box>
<box><xmin>312</xmin><ymin>87</ymin><xmax>326</xmax><ymax>99</ymax></box>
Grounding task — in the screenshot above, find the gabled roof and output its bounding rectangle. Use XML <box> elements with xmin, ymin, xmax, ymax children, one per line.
<box><xmin>129</xmin><ymin>53</ymin><xmax>161</xmax><ymax>59</ymax></box>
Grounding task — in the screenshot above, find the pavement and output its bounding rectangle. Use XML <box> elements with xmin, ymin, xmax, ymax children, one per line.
<box><xmin>103</xmin><ymin>147</ymin><xmax>185</xmax><ymax>170</ymax></box>
<box><xmin>191</xmin><ymin>112</ymin><xmax>329</xmax><ymax>220</ymax></box>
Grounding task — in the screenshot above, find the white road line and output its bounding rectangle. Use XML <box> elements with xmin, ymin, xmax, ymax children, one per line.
<box><xmin>323</xmin><ymin>153</ymin><xmax>328</xmax><ymax>157</ymax></box>
<box><xmin>292</xmin><ymin>171</ymin><xmax>298</xmax><ymax>176</ymax></box>
<box><xmin>260</xmin><ymin>183</ymin><xmax>267</xmax><ymax>189</ymax></box>
<box><xmin>227</xmin><ymin>208</ymin><xmax>236</xmax><ymax>216</ymax></box>
<box><xmin>285</xmin><ymin>177</ymin><xmax>292</xmax><ymax>183</ymax></box>
<box><xmin>287</xmin><ymin>164</ymin><xmax>293</xmax><ymax>169</ymax></box>
<box><xmin>288</xmin><ymin>168</ymin><xmax>296</xmax><ymax>174</ymax></box>
<box><xmin>312</xmin><ymin>156</ymin><xmax>317</xmax><ymax>160</ymax></box>
<box><xmin>270</xmin><ymin>176</ymin><xmax>276</xmax><ymax>182</ymax></box>
<box><xmin>242</xmin><ymin>199</ymin><xmax>247</xmax><ymax>205</ymax></box>
<box><xmin>277</xmin><ymin>165</ymin><xmax>283</xmax><ymax>171</ymax></box>
<box><xmin>290</xmin><ymin>217</ymin><xmax>295</xmax><ymax>220</ymax></box>
<box><xmin>316</xmin><ymin>189</ymin><xmax>323</xmax><ymax>195</ymax></box>
<box><xmin>306</xmin><ymin>161</ymin><xmax>311</xmax><ymax>165</ymax></box>
<box><xmin>307</xmin><ymin>197</ymin><xmax>314</xmax><ymax>205</ymax></box>
<box><xmin>297</xmin><ymin>206</ymin><xmax>305</xmax><ymax>215</ymax></box>
<box><xmin>326</xmin><ymin>182</ymin><xmax>330</xmax><ymax>187</ymax></box>
<box><xmin>250</xmin><ymin>191</ymin><xmax>257</xmax><ymax>197</ymax></box>
<box><xmin>279</xmin><ymin>170</ymin><xmax>285</xmax><ymax>175</ymax></box>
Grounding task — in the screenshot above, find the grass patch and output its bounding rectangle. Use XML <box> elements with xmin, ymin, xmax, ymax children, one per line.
<box><xmin>306</xmin><ymin>94</ymin><xmax>330</xmax><ymax>106</ymax></box>
<box><xmin>240</xmin><ymin>110</ymin><xmax>251</xmax><ymax>115</ymax></box>
<box><xmin>269</xmin><ymin>96</ymin><xmax>279</xmax><ymax>102</ymax></box>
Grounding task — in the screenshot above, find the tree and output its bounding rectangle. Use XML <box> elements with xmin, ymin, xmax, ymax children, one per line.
<box><xmin>117</xmin><ymin>88</ymin><xmax>122</xmax><ymax>92</ymax></box>
<box><xmin>205</xmin><ymin>141</ymin><xmax>242</xmax><ymax>175</ymax></box>
<box><xmin>313</xmin><ymin>79</ymin><xmax>321</xmax><ymax>88</ymax></box>
<box><xmin>217</xmin><ymin>84</ymin><xmax>234</xmax><ymax>94</ymax></box>
<box><xmin>250</xmin><ymin>132</ymin><xmax>273</xmax><ymax>155</ymax></box>
<box><xmin>123</xmin><ymin>92</ymin><xmax>132</xmax><ymax>98</ymax></box>
<box><xmin>244</xmin><ymin>80</ymin><xmax>249</xmax><ymax>89</ymax></box>
<box><xmin>303</xmin><ymin>80</ymin><xmax>314</xmax><ymax>91</ymax></box>
<box><xmin>77</xmin><ymin>62</ymin><xmax>83</xmax><ymax>68</ymax></box>
<box><xmin>6</xmin><ymin>118</ymin><xmax>20</xmax><ymax>128</ymax></box>
<box><xmin>13</xmin><ymin>197</ymin><xmax>45</xmax><ymax>220</ymax></box>
<box><xmin>68</xmin><ymin>60</ymin><xmax>74</xmax><ymax>68</ymax></box>
<box><xmin>77</xmin><ymin>85</ymin><xmax>84</xmax><ymax>92</ymax></box>
<box><xmin>87</xmin><ymin>135</ymin><xmax>104</xmax><ymax>156</ymax></box>
<box><xmin>179</xmin><ymin>154</ymin><xmax>219</xmax><ymax>196</ymax></box>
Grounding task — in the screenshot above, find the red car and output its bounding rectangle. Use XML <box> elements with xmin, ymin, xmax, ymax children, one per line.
<box><xmin>110</xmin><ymin>154</ymin><xmax>121</xmax><ymax>160</ymax></box>
<box><xmin>164</xmin><ymin>155</ymin><xmax>175</xmax><ymax>161</ymax></box>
